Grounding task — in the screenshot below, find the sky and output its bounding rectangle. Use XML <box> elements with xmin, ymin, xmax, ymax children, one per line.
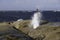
<box><xmin>0</xmin><ymin>0</ymin><xmax>60</xmax><ymax>11</ymax></box>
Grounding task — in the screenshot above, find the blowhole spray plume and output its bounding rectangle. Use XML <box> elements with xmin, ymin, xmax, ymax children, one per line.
<box><xmin>30</xmin><ymin>11</ymin><xmax>42</xmax><ymax>29</ymax></box>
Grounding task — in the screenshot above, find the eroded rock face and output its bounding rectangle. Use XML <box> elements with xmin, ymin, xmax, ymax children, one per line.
<box><xmin>0</xmin><ymin>20</ymin><xmax>60</xmax><ymax>40</ymax></box>
<box><xmin>0</xmin><ymin>23</ymin><xmax>34</xmax><ymax>40</ymax></box>
<box><xmin>12</xmin><ymin>20</ymin><xmax>60</xmax><ymax>40</ymax></box>
<box><xmin>44</xmin><ymin>32</ymin><xmax>60</xmax><ymax>40</ymax></box>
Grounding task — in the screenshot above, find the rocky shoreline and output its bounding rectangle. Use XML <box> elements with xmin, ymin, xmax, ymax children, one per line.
<box><xmin>0</xmin><ymin>20</ymin><xmax>60</xmax><ymax>40</ymax></box>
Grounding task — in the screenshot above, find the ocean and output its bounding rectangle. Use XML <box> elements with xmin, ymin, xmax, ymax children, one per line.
<box><xmin>0</xmin><ymin>11</ymin><xmax>60</xmax><ymax>22</ymax></box>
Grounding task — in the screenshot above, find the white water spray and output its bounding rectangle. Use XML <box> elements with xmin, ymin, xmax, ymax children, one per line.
<box><xmin>30</xmin><ymin>11</ymin><xmax>42</xmax><ymax>29</ymax></box>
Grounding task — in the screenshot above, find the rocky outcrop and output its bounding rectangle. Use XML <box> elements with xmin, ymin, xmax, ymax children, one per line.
<box><xmin>0</xmin><ymin>25</ymin><xmax>34</xmax><ymax>40</ymax></box>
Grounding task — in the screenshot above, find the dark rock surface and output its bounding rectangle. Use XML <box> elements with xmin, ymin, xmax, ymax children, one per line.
<box><xmin>0</xmin><ymin>26</ymin><xmax>34</xmax><ymax>40</ymax></box>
